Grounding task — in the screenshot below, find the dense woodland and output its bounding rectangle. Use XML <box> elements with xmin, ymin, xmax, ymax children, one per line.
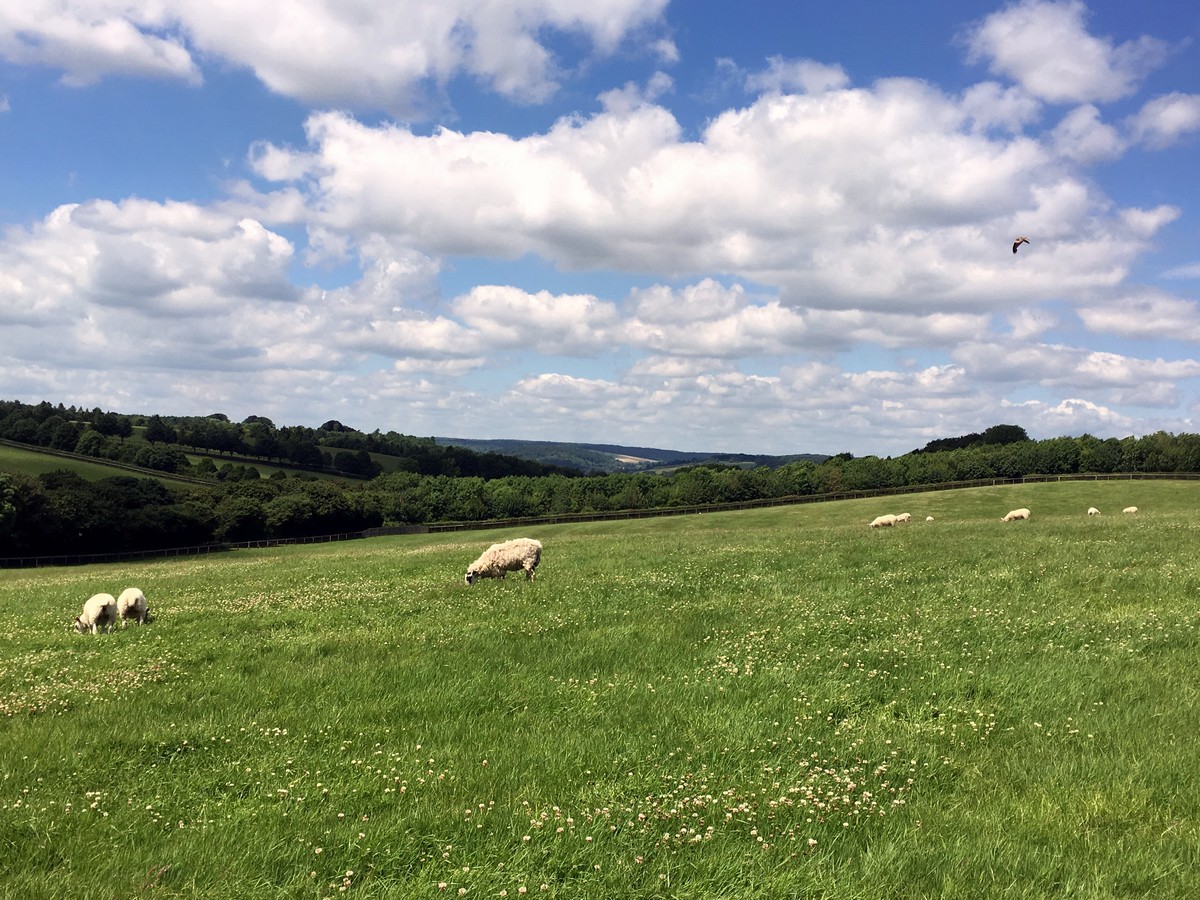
<box><xmin>3</xmin><ymin>398</ymin><xmax>1200</xmax><ymax>559</ymax></box>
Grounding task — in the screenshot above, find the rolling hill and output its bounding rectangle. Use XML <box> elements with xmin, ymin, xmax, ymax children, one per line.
<box><xmin>434</xmin><ymin>436</ymin><xmax>829</xmax><ymax>473</ymax></box>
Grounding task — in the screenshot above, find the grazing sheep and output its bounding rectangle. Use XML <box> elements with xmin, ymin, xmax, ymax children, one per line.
<box><xmin>1002</xmin><ymin>508</ymin><xmax>1031</xmax><ymax>522</ymax></box>
<box><xmin>926</xmin><ymin>516</ymin><xmax>935</xmax><ymax>522</ymax></box>
<box><xmin>869</xmin><ymin>514</ymin><xmax>897</xmax><ymax>528</ymax></box>
<box><xmin>74</xmin><ymin>593</ymin><xmax>118</xmax><ymax>634</ymax></box>
<box><xmin>1087</xmin><ymin>507</ymin><xmax>1100</xmax><ymax>516</ymax></box>
<box><xmin>117</xmin><ymin>587</ymin><xmax>149</xmax><ymax>626</ymax></box>
<box><xmin>465</xmin><ymin>538</ymin><xmax>543</xmax><ymax>585</ymax></box>
<box><xmin>1123</xmin><ymin>506</ymin><xmax>1138</xmax><ymax>514</ymax></box>
<box><xmin>894</xmin><ymin>512</ymin><xmax>912</xmax><ymax>523</ymax></box>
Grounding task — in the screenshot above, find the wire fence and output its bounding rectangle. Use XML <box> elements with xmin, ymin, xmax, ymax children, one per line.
<box><xmin>3</xmin><ymin>470</ymin><xmax>1194</xmax><ymax>569</ymax></box>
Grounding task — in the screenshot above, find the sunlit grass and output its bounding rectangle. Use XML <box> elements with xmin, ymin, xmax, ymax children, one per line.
<box><xmin>1</xmin><ymin>480</ymin><xmax>1198</xmax><ymax>897</ymax></box>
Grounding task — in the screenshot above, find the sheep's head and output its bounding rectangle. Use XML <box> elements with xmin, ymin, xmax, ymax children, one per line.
<box><xmin>72</xmin><ymin>615</ymin><xmax>88</xmax><ymax>634</ymax></box>
<box><xmin>465</xmin><ymin>568</ymin><xmax>479</xmax><ymax>586</ymax></box>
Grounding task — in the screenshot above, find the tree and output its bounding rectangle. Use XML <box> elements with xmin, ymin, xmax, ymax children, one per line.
<box><xmin>92</xmin><ymin>411</ymin><xmax>127</xmax><ymax>437</ymax></box>
<box><xmin>143</xmin><ymin>415</ymin><xmax>178</xmax><ymax>444</ymax></box>
<box><xmin>135</xmin><ymin>444</ymin><xmax>190</xmax><ymax>473</ymax></box>
<box><xmin>0</xmin><ymin>473</ymin><xmax>15</xmax><ymax>541</ymax></box>
<box><xmin>213</xmin><ymin>495</ymin><xmax>268</xmax><ymax>541</ymax></box>
<box><xmin>980</xmin><ymin>424</ymin><xmax>1030</xmax><ymax>445</ymax></box>
<box><xmin>74</xmin><ymin>429</ymin><xmax>109</xmax><ymax>457</ymax></box>
<box><xmin>245</xmin><ymin>421</ymin><xmax>283</xmax><ymax>460</ymax></box>
<box><xmin>333</xmin><ymin>449</ymin><xmax>381</xmax><ymax>477</ymax></box>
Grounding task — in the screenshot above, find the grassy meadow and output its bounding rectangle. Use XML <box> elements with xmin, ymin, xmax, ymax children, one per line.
<box><xmin>0</xmin><ymin>444</ymin><xmax>194</xmax><ymax>485</ymax></box>
<box><xmin>1</xmin><ymin>480</ymin><xmax>1198</xmax><ymax>898</ymax></box>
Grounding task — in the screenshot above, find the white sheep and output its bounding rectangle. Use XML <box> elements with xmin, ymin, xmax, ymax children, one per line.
<box><xmin>465</xmin><ymin>538</ymin><xmax>543</xmax><ymax>585</ymax></box>
<box><xmin>74</xmin><ymin>593</ymin><xmax>118</xmax><ymax>634</ymax></box>
<box><xmin>925</xmin><ymin>516</ymin><xmax>935</xmax><ymax>522</ymax></box>
<box><xmin>894</xmin><ymin>512</ymin><xmax>912</xmax><ymax>523</ymax></box>
<box><xmin>1123</xmin><ymin>506</ymin><xmax>1138</xmax><ymax>514</ymax></box>
<box><xmin>1087</xmin><ymin>507</ymin><xmax>1100</xmax><ymax>516</ymax></box>
<box><xmin>869</xmin><ymin>514</ymin><xmax>897</xmax><ymax>528</ymax></box>
<box><xmin>1002</xmin><ymin>508</ymin><xmax>1031</xmax><ymax>522</ymax></box>
<box><xmin>117</xmin><ymin>587</ymin><xmax>149</xmax><ymax>626</ymax></box>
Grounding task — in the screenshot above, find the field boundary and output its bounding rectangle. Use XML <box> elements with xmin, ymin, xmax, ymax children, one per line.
<box><xmin>0</xmin><ymin>437</ymin><xmax>214</xmax><ymax>485</ymax></box>
<box><xmin>2</xmin><ymin>470</ymin><xmax>1192</xmax><ymax>569</ymax></box>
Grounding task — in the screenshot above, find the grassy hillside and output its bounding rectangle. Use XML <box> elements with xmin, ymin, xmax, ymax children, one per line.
<box><xmin>0</xmin><ymin>441</ymin><xmax>208</xmax><ymax>487</ymax></box>
<box><xmin>1</xmin><ymin>480</ymin><xmax>1197</xmax><ymax>898</ymax></box>
<box><xmin>0</xmin><ymin>438</ymin><xmax>361</xmax><ymax>486</ymax></box>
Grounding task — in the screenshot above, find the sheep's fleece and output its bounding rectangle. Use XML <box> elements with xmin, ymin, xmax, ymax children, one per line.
<box><xmin>117</xmin><ymin>587</ymin><xmax>149</xmax><ymax>625</ymax></box>
<box><xmin>465</xmin><ymin>538</ymin><xmax>542</xmax><ymax>585</ymax></box>
<box><xmin>75</xmin><ymin>593</ymin><xmax>118</xmax><ymax>634</ymax></box>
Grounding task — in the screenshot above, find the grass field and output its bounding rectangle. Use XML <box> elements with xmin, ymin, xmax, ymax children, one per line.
<box><xmin>1</xmin><ymin>480</ymin><xmax>1198</xmax><ymax>898</ymax></box>
<box><xmin>0</xmin><ymin>444</ymin><xmax>200</xmax><ymax>485</ymax></box>
<box><xmin>0</xmin><ymin>441</ymin><xmax>353</xmax><ymax>485</ymax></box>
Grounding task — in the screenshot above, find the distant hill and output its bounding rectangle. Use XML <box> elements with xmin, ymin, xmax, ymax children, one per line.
<box><xmin>434</xmin><ymin>437</ymin><xmax>828</xmax><ymax>474</ymax></box>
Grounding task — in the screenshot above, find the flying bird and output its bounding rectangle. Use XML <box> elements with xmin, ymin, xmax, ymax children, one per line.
<box><xmin>1012</xmin><ymin>236</ymin><xmax>1030</xmax><ymax>254</ymax></box>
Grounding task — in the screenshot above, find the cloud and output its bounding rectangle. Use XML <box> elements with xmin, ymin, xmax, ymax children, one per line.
<box><xmin>622</xmin><ymin>279</ymin><xmax>989</xmax><ymax>356</ymax></box>
<box><xmin>1</xmin><ymin>1</ymin><xmax>1195</xmax><ymax>456</ymax></box>
<box><xmin>250</xmin><ymin>79</ymin><xmax>1173</xmax><ymax>314</ymax></box>
<box><xmin>1127</xmin><ymin>93</ymin><xmax>1200</xmax><ymax>149</ymax></box>
<box><xmin>1077</xmin><ymin>290</ymin><xmax>1200</xmax><ymax>342</ymax></box>
<box><xmin>963</xmin><ymin>0</ymin><xmax>1169</xmax><ymax>104</ymax></box>
<box><xmin>452</xmin><ymin>285</ymin><xmax>622</xmax><ymax>356</ymax></box>
<box><xmin>744</xmin><ymin>56</ymin><xmax>851</xmax><ymax>94</ymax></box>
<box><xmin>0</xmin><ymin>0</ymin><xmax>670</xmax><ymax>113</ymax></box>
<box><xmin>1007</xmin><ymin>308</ymin><xmax>1057</xmax><ymax>340</ymax></box>
<box><xmin>0</xmin><ymin>3</ymin><xmax>201</xmax><ymax>86</ymax></box>
<box><xmin>1014</xmin><ymin>396</ymin><xmax>1136</xmax><ymax>434</ymax></box>
<box><xmin>0</xmin><ymin>198</ymin><xmax>425</xmax><ymax>375</ymax></box>
<box><xmin>959</xmin><ymin>81</ymin><xmax>1042</xmax><ymax>133</ymax></box>
<box><xmin>1051</xmin><ymin>105</ymin><xmax>1126</xmax><ymax>163</ymax></box>
<box><xmin>1162</xmin><ymin>262</ymin><xmax>1200</xmax><ymax>280</ymax></box>
<box><xmin>955</xmin><ymin>339</ymin><xmax>1200</xmax><ymax>404</ymax></box>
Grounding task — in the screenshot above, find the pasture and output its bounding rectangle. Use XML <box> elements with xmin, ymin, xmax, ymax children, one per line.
<box><xmin>1</xmin><ymin>480</ymin><xmax>1198</xmax><ymax>898</ymax></box>
<box><xmin>0</xmin><ymin>443</ymin><xmax>178</xmax><ymax>484</ymax></box>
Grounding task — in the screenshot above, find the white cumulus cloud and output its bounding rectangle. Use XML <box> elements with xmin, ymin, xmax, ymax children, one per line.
<box><xmin>963</xmin><ymin>0</ymin><xmax>1169</xmax><ymax>104</ymax></box>
<box><xmin>0</xmin><ymin>0</ymin><xmax>670</xmax><ymax>112</ymax></box>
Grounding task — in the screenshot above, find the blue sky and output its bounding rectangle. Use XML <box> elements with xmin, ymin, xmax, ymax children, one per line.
<box><xmin>1</xmin><ymin>1</ymin><xmax>1198</xmax><ymax>456</ymax></box>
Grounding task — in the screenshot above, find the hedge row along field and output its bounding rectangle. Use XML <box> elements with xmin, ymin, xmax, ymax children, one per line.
<box><xmin>1</xmin><ymin>480</ymin><xmax>1198</xmax><ymax>898</ymax></box>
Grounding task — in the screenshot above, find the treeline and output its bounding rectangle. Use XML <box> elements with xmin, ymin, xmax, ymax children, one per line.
<box><xmin>434</xmin><ymin>437</ymin><xmax>829</xmax><ymax>473</ymax></box>
<box><xmin>5</xmin><ymin>426</ymin><xmax>1200</xmax><ymax>560</ymax></box>
<box><xmin>0</xmin><ymin>400</ymin><xmax>577</xmax><ymax>480</ymax></box>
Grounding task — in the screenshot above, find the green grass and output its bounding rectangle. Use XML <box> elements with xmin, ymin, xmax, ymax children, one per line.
<box><xmin>0</xmin><ymin>439</ymin><xmax>357</xmax><ymax>486</ymax></box>
<box><xmin>0</xmin><ymin>443</ymin><xmax>212</xmax><ymax>489</ymax></box>
<box><xmin>1</xmin><ymin>480</ymin><xmax>1198</xmax><ymax>898</ymax></box>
